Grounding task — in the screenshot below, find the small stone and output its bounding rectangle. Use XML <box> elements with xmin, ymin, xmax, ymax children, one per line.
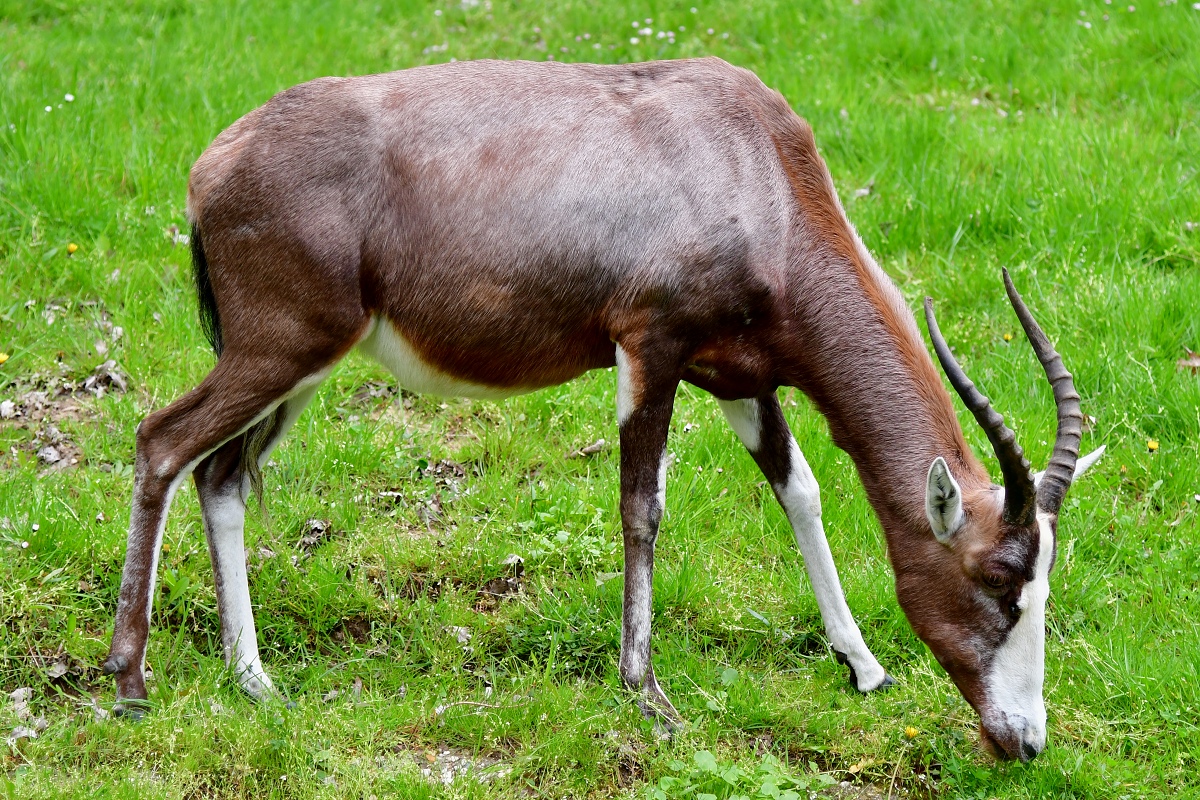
<box><xmin>9</xmin><ymin>688</ymin><xmax>32</xmax><ymax>721</ymax></box>
<box><xmin>91</xmin><ymin>697</ymin><xmax>110</xmax><ymax>721</ymax></box>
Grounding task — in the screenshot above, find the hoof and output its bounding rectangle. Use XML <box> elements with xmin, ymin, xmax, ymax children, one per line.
<box><xmin>112</xmin><ymin>698</ymin><xmax>151</xmax><ymax>720</ymax></box>
<box><xmin>834</xmin><ymin>650</ymin><xmax>891</xmax><ymax>693</ymax></box>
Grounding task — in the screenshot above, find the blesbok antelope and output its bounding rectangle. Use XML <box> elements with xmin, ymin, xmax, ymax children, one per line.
<box><xmin>104</xmin><ymin>57</ymin><xmax>1102</xmax><ymax>761</ymax></box>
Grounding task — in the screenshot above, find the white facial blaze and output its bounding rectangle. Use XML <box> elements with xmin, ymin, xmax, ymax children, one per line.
<box><xmin>984</xmin><ymin>511</ymin><xmax>1054</xmax><ymax>754</ymax></box>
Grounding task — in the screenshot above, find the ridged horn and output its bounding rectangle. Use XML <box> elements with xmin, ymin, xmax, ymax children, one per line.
<box><xmin>924</xmin><ymin>295</ymin><xmax>1036</xmax><ymax>526</ymax></box>
<box><xmin>1002</xmin><ymin>268</ymin><xmax>1082</xmax><ymax>516</ymax></box>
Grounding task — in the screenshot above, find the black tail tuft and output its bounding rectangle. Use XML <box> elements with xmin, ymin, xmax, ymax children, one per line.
<box><xmin>241</xmin><ymin>405</ymin><xmax>284</xmax><ymax>505</ymax></box>
<box><xmin>192</xmin><ymin>223</ymin><xmax>223</xmax><ymax>357</ymax></box>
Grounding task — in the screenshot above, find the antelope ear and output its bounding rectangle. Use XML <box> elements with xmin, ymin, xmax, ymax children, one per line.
<box><xmin>1034</xmin><ymin>444</ymin><xmax>1106</xmax><ymax>489</ymax></box>
<box><xmin>926</xmin><ymin>457</ymin><xmax>964</xmax><ymax>544</ymax></box>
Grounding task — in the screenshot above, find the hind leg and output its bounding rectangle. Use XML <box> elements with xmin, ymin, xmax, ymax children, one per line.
<box><xmin>193</xmin><ymin>385</ymin><xmax>320</xmax><ymax>700</ymax></box>
<box><xmin>104</xmin><ymin>360</ymin><xmax>327</xmax><ymax>712</ymax></box>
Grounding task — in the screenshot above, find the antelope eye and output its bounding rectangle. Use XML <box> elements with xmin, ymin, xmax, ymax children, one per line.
<box><xmin>981</xmin><ymin>572</ymin><xmax>1010</xmax><ymax>592</ymax></box>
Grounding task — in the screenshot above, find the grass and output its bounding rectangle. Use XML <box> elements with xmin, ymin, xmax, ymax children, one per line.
<box><xmin>1</xmin><ymin>0</ymin><xmax>1199</xmax><ymax>797</ymax></box>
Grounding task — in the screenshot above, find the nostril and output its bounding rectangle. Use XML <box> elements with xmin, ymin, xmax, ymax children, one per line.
<box><xmin>1020</xmin><ymin>740</ymin><xmax>1040</xmax><ymax>762</ymax></box>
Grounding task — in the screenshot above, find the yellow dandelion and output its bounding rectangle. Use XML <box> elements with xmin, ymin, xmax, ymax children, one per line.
<box><xmin>67</xmin><ymin>242</ymin><xmax>79</xmax><ymax>254</ymax></box>
<box><xmin>1003</xmin><ymin>332</ymin><xmax>1014</xmax><ymax>342</ymax></box>
<box><xmin>0</xmin><ymin>352</ymin><xmax>8</xmax><ymax>365</ymax></box>
<box><xmin>904</xmin><ymin>726</ymin><xmax>919</xmax><ymax>739</ymax></box>
<box><xmin>1147</xmin><ymin>439</ymin><xmax>1159</xmax><ymax>452</ymax></box>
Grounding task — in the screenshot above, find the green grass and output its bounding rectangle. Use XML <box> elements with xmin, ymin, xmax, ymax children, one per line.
<box><xmin>2</xmin><ymin>0</ymin><xmax>1199</xmax><ymax>797</ymax></box>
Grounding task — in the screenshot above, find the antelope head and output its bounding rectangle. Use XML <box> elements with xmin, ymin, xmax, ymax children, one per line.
<box><xmin>905</xmin><ymin>270</ymin><xmax>1102</xmax><ymax>762</ymax></box>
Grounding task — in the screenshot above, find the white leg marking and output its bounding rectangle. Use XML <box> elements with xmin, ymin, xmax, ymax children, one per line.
<box><xmin>615</xmin><ymin>344</ymin><xmax>635</xmax><ymax>426</ymax></box>
<box><xmin>984</xmin><ymin>511</ymin><xmax>1053</xmax><ymax>756</ymax></box>
<box><xmin>717</xmin><ymin>398</ymin><xmax>761</xmax><ymax>453</ymax></box>
<box><xmin>205</xmin><ymin>489</ymin><xmax>274</xmax><ymax>698</ymax></box>
<box><xmin>134</xmin><ymin>469</ymin><xmax>191</xmax><ymax>675</ymax></box>
<box><xmin>654</xmin><ymin>448</ymin><xmax>670</xmax><ymax>522</ymax></box>
<box><xmin>619</xmin><ymin>444</ymin><xmax>667</xmax><ymax>691</ymax></box>
<box><xmin>775</xmin><ymin>439</ymin><xmax>887</xmax><ymax>690</ymax></box>
<box><xmin>621</xmin><ymin>562</ymin><xmax>653</xmax><ymax>686</ymax></box>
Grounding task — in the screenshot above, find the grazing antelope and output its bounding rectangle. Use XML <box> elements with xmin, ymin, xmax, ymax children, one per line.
<box><xmin>104</xmin><ymin>58</ymin><xmax>1101</xmax><ymax>761</ymax></box>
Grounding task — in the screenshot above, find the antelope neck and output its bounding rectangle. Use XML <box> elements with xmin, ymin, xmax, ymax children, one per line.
<box><xmin>786</xmin><ymin>247</ymin><xmax>991</xmax><ymax>539</ymax></box>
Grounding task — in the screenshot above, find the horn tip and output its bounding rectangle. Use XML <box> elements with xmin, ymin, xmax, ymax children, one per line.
<box><xmin>1002</xmin><ymin>268</ymin><xmax>1017</xmax><ymax>295</ymax></box>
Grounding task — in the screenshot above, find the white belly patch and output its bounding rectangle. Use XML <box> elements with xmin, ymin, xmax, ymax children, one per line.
<box><xmin>356</xmin><ymin>317</ymin><xmax>528</xmax><ymax>400</ymax></box>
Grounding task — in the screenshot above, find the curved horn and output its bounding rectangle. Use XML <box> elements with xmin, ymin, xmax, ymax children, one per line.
<box><xmin>1002</xmin><ymin>268</ymin><xmax>1082</xmax><ymax>516</ymax></box>
<box><xmin>924</xmin><ymin>296</ymin><xmax>1036</xmax><ymax>525</ymax></box>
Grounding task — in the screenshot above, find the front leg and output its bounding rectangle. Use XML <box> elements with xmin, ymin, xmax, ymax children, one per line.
<box><xmin>718</xmin><ymin>394</ymin><xmax>893</xmax><ymax>692</ymax></box>
<box><xmin>615</xmin><ymin>343</ymin><xmax>682</xmax><ymax>726</ymax></box>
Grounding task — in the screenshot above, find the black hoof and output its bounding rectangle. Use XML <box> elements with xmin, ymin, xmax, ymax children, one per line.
<box><xmin>833</xmin><ymin>649</ymin><xmax>863</xmax><ymax>691</ymax></box>
<box><xmin>834</xmin><ymin>651</ymin><xmax>894</xmax><ymax>693</ymax></box>
<box><xmin>112</xmin><ymin>699</ymin><xmax>150</xmax><ymax>720</ymax></box>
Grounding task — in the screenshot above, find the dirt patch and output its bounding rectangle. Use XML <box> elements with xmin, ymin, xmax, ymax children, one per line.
<box><xmin>297</xmin><ymin>518</ymin><xmax>341</xmax><ymax>551</ymax></box>
<box><xmin>402</xmin><ymin>745</ymin><xmax>511</xmax><ymax>785</ymax></box>
<box><xmin>473</xmin><ymin>554</ymin><xmax>524</xmax><ymax>612</ymax></box>
<box><xmin>1</xmin><ymin>360</ymin><xmax>129</xmax><ymax>471</ymax></box>
<box><xmin>398</xmin><ymin>569</ymin><xmax>454</xmax><ymax>602</ymax></box>
<box><xmin>332</xmin><ymin>615</ymin><xmax>373</xmax><ymax>645</ymax></box>
<box><xmin>821</xmin><ymin>780</ymin><xmax>909</xmax><ymax>799</ymax></box>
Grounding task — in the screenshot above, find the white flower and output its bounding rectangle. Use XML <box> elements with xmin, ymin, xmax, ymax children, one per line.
<box><xmin>64</xmin><ymin>93</ymin><xmax>74</xmax><ymax>102</ymax></box>
<box><xmin>630</xmin><ymin>36</ymin><xmax>639</xmax><ymax>44</ymax></box>
<box><xmin>45</xmin><ymin>106</ymin><xmax>52</xmax><ymax>112</ymax></box>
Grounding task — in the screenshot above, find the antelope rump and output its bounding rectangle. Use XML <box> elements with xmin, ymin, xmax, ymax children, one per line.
<box><xmin>104</xmin><ymin>57</ymin><xmax>1102</xmax><ymax>762</ymax></box>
